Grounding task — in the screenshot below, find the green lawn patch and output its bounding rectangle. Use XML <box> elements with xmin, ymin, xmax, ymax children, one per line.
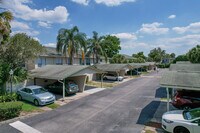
<box><xmin>46</xmin><ymin>103</ymin><xmax>60</xmax><ymax>109</ymax></box>
<box><xmin>18</xmin><ymin>101</ymin><xmax>41</xmax><ymax>112</ymax></box>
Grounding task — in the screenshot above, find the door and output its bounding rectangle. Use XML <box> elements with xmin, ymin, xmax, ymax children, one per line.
<box><xmin>25</xmin><ymin>88</ymin><xmax>34</xmax><ymax>102</ymax></box>
<box><xmin>191</xmin><ymin>119</ymin><xmax>200</xmax><ymax>133</ymax></box>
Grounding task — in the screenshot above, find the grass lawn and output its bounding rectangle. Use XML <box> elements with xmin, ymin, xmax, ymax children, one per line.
<box><xmin>18</xmin><ymin>101</ymin><xmax>42</xmax><ymax>112</ymax></box>
<box><xmin>87</xmin><ymin>81</ymin><xmax>117</xmax><ymax>88</ymax></box>
<box><xmin>46</xmin><ymin>103</ymin><xmax>60</xmax><ymax>109</ymax></box>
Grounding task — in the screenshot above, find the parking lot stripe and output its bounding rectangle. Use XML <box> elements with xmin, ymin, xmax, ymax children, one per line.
<box><xmin>9</xmin><ymin>121</ymin><xmax>41</xmax><ymax>133</ymax></box>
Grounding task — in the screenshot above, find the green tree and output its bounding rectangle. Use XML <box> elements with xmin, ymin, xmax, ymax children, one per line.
<box><xmin>110</xmin><ymin>54</ymin><xmax>126</xmax><ymax>64</ymax></box>
<box><xmin>170</xmin><ymin>53</ymin><xmax>176</xmax><ymax>58</ymax></box>
<box><xmin>187</xmin><ymin>45</ymin><xmax>200</xmax><ymax>63</ymax></box>
<box><xmin>0</xmin><ymin>10</ymin><xmax>13</xmax><ymax>45</ymax></box>
<box><xmin>87</xmin><ymin>31</ymin><xmax>109</xmax><ymax>64</ymax></box>
<box><xmin>103</xmin><ymin>35</ymin><xmax>121</xmax><ymax>58</ymax></box>
<box><xmin>148</xmin><ymin>47</ymin><xmax>166</xmax><ymax>63</ymax></box>
<box><xmin>173</xmin><ymin>54</ymin><xmax>189</xmax><ymax>63</ymax></box>
<box><xmin>56</xmin><ymin>26</ymin><xmax>87</xmax><ymax>65</ymax></box>
<box><xmin>132</xmin><ymin>52</ymin><xmax>146</xmax><ymax>60</ymax></box>
<box><xmin>0</xmin><ymin>33</ymin><xmax>43</xmax><ymax>93</ymax></box>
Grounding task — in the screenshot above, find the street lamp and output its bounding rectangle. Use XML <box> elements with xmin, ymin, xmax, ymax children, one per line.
<box><xmin>9</xmin><ymin>69</ymin><xmax>13</xmax><ymax>93</ymax></box>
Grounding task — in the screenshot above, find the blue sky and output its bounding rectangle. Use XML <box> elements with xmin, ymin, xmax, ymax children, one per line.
<box><xmin>2</xmin><ymin>0</ymin><xmax>200</xmax><ymax>56</ymax></box>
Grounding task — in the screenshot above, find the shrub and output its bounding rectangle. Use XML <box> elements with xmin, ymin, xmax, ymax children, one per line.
<box><xmin>0</xmin><ymin>93</ymin><xmax>18</xmax><ymax>103</ymax></box>
<box><xmin>0</xmin><ymin>101</ymin><xmax>22</xmax><ymax>121</ymax></box>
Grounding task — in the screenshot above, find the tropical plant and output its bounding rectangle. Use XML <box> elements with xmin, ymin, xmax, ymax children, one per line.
<box><xmin>148</xmin><ymin>47</ymin><xmax>166</xmax><ymax>63</ymax></box>
<box><xmin>110</xmin><ymin>54</ymin><xmax>126</xmax><ymax>64</ymax></box>
<box><xmin>56</xmin><ymin>26</ymin><xmax>87</xmax><ymax>65</ymax></box>
<box><xmin>87</xmin><ymin>31</ymin><xmax>111</xmax><ymax>64</ymax></box>
<box><xmin>132</xmin><ymin>52</ymin><xmax>146</xmax><ymax>60</ymax></box>
<box><xmin>0</xmin><ymin>9</ymin><xmax>13</xmax><ymax>45</ymax></box>
<box><xmin>173</xmin><ymin>54</ymin><xmax>189</xmax><ymax>63</ymax></box>
<box><xmin>187</xmin><ymin>45</ymin><xmax>200</xmax><ymax>63</ymax></box>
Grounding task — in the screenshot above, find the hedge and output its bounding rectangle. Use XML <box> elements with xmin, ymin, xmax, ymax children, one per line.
<box><xmin>0</xmin><ymin>101</ymin><xmax>23</xmax><ymax>121</ymax></box>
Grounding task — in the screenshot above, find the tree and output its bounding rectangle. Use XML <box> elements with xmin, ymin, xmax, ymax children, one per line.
<box><xmin>173</xmin><ymin>54</ymin><xmax>189</xmax><ymax>63</ymax></box>
<box><xmin>187</xmin><ymin>45</ymin><xmax>200</xmax><ymax>63</ymax></box>
<box><xmin>110</xmin><ymin>54</ymin><xmax>126</xmax><ymax>64</ymax></box>
<box><xmin>0</xmin><ymin>33</ymin><xmax>43</xmax><ymax>92</ymax></box>
<box><xmin>103</xmin><ymin>35</ymin><xmax>121</xmax><ymax>58</ymax></box>
<box><xmin>87</xmin><ymin>31</ymin><xmax>109</xmax><ymax>64</ymax></box>
<box><xmin>170</xmin><ymin>53</ymin><xmax>176</xmax><ymax>58</ymax></box>
<box><xmin>129</xmin><ymin>57</ymin><xmax>145</xmax><ymax>63</ymax></box>
<box><xmin>0</xmin><ymin>9</ymin><xmax>13</xmax><ymax>45</ymax></box>
<box><xmin>56</xmin><ymin>26</ymin><xmax>87</xmax><ymax>65</ymax></box>
<box><xmin>148</xmin><ymin>47</ymin><xmax>166</xmax><ymax>63</ymax></box>
<box><xmin>132</xmin><ymin>52</ymin><xmax>146</xmax><ymax>60</ymax></box>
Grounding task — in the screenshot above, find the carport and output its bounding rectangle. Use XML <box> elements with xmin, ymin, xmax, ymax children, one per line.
<box><xmin>160</xmin><ymin>71</ymin><xmax>200</xmax><ymax>111</ymax></box>
<box><xmin>29</xmin><ymin>65</ymin><xmax>105</xmax><ymax>100</ymax></box>
<box><xmin>94</xmin><ymin>64</ymin><xmax>133</xmax><ymax>82</ymax></box>
<box><xmin>169</xmin><ymin>64</ymin><xmax>200</xmax><ymax>72</ymax></box>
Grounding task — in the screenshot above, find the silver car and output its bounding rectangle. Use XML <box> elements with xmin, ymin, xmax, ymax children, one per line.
<box><xmin>17</xmin><ymin>85</ymin><xmax>55</xmax><ymax>106</ymax></box>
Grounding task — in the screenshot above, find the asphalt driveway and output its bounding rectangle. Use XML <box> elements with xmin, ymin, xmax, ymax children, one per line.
<box><xmin>0</xmin><ymin>69</ymin><xmax>168</xmax><ymax>133</ymax></box>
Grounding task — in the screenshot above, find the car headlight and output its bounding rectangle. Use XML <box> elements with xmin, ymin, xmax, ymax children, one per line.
<box><xmin>163</xmin><ymin>119</ymin><xmax>174</xmax><ymax>123</ymax></box>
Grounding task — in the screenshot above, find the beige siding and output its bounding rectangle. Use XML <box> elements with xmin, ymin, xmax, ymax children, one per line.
<box><xmin>68</xmin><ymin>75</ymin><xmax>87</xmax><ymax>92</ymax></box>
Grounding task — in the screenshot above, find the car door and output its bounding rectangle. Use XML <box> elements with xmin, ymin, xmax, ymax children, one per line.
<box><xmin>191</xmin><ymin>119</ymin><xmax>200</xmax><ymax>133</ymax></box>
<box><xmin>19</xmin><ymin>88</ymin><xmax>28</xmax><ymax>100</ymax></box>
<box><xmin>25</xmin><ymin>88</ymin><xmax>34</xmax><ymax>102</ymax></box>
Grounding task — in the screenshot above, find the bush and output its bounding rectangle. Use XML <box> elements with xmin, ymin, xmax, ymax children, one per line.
<box><xmin>0</xmin><ymin>93</ymin><xmax>18</xmax><ymax>103</ymax></box>
<box><xmin>0</xmin><ymin>101</ymin><xmax>23</xmax><ymax>121</ymax></box>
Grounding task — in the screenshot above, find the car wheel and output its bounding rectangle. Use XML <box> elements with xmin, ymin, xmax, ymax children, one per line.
<box><xmin>174</xmin><ymin>126</ymin><xmax>190</xmax><ymax>133</ymax></box>
<box><xmin>34</xmin><ymin>99</ymin><xmax>39</xmax><ymax>106</ymax></box>
<box><xmin>182</xmin><ymin>105</ymin><xmax>191</xmax><ymax>110</ymax></box>
<box><xmin>18</xmin><ymin>95</ymin><xmax>22</xmax><ymax>101</ymax></box>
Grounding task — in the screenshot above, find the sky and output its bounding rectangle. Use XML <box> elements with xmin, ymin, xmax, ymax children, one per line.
<box><xmin>2</xmin><ymin>0</ymin><xmax>200</xmax><ymax>56</ymax></box>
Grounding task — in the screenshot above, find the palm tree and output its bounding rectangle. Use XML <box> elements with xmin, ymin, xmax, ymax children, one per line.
<box><xmin>0</xmin><ymin>9</ymin><xmax>13</xmax><ymax>45</ymax></box>
<box><xmin>87</xmin><ymin>31</ymin><xmax>109</xmax><ymax>64</ymax></box>
<box><xmin>56</xmin><ymin>26</ymin><xmax>87</xmax><ymax>65</ymax></box>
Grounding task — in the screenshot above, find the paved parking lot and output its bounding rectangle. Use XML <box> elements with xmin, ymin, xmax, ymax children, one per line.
<box><xmin>0</xmin><ymin>69</ymin><xmax>170</xmax><ymax>133</ymax></box>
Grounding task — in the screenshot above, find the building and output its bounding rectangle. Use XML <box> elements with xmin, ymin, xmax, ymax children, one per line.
<box><xmin>27</xmin><ymin>47</ymin><xmax>108</xmax><ymax>70</ymax></box>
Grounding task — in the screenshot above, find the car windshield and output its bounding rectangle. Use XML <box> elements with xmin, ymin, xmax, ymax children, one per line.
<box><xmin>33</xmin><ymin>88</ymin><xmax>47</xmax><ymax>95</ymax></box>
<box><xmin>183</xmin><ymin>108</ymin><xmax>200</xmax><ymax>120</ymax></box>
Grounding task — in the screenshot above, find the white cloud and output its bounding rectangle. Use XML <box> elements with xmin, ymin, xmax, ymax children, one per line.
<box><xmin>10</xmin><ymin>20</ymin><xmax>30</xmax><ymax>30</ymax></box>
<box><xmin>44</xmin><ymin>43</ymin><xmax>56</xmax><ymax>47</ymax></box>
<box><xmin>71</xmin><ymin>0</ymin><xmax>90</xmax><ymax>5</ymax></box>
<box><xmin>112</xmin><ymin>32</ymin><xmax>137</xmax><ymax>40</ymax></box>
<box><xmin>121</xmin><ymin>42</ymin><xmax>148</xmax><ymax>49</ymax></box>
<box><xmin>139</xmin><ymin>22</ymin><xmax>169</xmax><ymax>35</ymax></box>
<box><xmin>33</xmin><ymin>37</ymin><xmax>40</xmax><ymax>42</ymax></box>
<box><xmin>94</xmin><ymin>0</ymin><xmax>136</xmax><ymax>6</ymax></box>
<box><xmin>157</xmin><ymin>34</ymin><xmax>200</xmax><ymax>49</ymax></box>
<box><xmin>3</xmin><ymin>0</ymin><xmax>69</xmax><ymax>23</ymax></box>
<box><xmin>168</xmin><ymin>15</ymin><xmax>176</xmax><ymax>19</ymax></box>
<box><xmin>38</xmin><ymin>21</ymin><xmax>51</xmax><ymax>28</ymax></box>
<box><xmin>172</xmin><ymin>22</ymin><xmax>200</xmax><ymax>34</ymax></box>
<box><xmin>11</xmin><ymin>30</ymin><xmax>40</xmax><ymax>36</ymax></box>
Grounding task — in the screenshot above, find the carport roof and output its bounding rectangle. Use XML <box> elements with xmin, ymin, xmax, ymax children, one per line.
<box><xmin>94</xmin><ymin>64</ymin><xmax>133</xmax><ymax>72</ymax></box>
<box><xmin>129</xmin><ymin>62</ymin><xmax>155</xmax><ymax>68</ymax></box>
<box><xmin>160</xmin><ymin>71</ymin><xmax>200</xmax><ymax>90</ymax></box>
<box><xmin>29</xmin><ymin>65</ymin><xmax>105</xmax><ymax>80</ymax></box>
<box><xmin>169</xmin><ymin>64</ymin><xmax>200</xmax><ymax>72</ymax></box>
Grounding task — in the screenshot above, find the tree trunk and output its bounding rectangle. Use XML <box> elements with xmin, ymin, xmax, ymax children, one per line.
<box><xmin>70</xmin><ymin>51</ymin><xmax>74</xmax><ymax>65</ymax></box>
<box><xmin>96</xmin><ymin>52</ymin><xmax>99</xmax><ymax>64</ymax></box>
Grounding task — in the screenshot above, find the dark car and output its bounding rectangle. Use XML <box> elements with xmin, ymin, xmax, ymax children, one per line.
<box><xmin>46</xmin><ymin>80</ymin><xmax>79</xmax><ymax>95</ymax></box>
<box><xmin>171</xmin><ymin>90</ymin><xmax>200</xmax><ymax>110</ymax></box>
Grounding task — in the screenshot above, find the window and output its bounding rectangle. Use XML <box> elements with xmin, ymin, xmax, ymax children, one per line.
<box><xmin>86</xmin><ymin>58</ymin><xmax>90</xmax><ymax>65</ymax></box>
<box><xmin>25</xmin><ymin>88</ymin><xmax>33</xmax><ymax>94</ymax></box>
<box><xmin>56</xmin><ymin>58</ymin><xmax>62</xmax><ymax>65</ymax></box>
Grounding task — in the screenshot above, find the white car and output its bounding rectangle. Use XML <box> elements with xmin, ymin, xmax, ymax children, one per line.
<box><xmin>104</xmin><ymin>74</ymin><xmax>124</xmax><ymax>81</ymax></box>
<box><xmin>162</xmin><ymin>108</ymin><xmax>200</xmax><ymax>133</ymax></box>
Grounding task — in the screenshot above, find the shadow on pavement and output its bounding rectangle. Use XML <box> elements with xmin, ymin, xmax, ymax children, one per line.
<box><xmin>137</xmin><ymin>101</ymin><xmax>161</xmax><ymax>125</ymax></box>
<box><xmin>155</xmin><ymin>87</ymin><xmax>167</xmax><ymax>98</ymax></box>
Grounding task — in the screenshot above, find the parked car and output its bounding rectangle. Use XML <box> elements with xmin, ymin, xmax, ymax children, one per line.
<box><xmin>162</xmin><ymin>108</ymin><xmax>200</xmax><ymax>133</ymax></box>
<box><xmin>46</xmin><ymin>80</ymin><xmax>79</xmax><ymax>95</ymax></box>
<box><xmin>103</xmin><ymin>73</ymin><xmax>124</xmax><ymax>81</ymax></box>
<box><xmin>17</xmin><ymin>86</ymin><xmax>55</xmax><ymax>106</ymax></box>
<box><xmin>171</xmin><ymin>90</ymin><xmax>200</xmax><ymax>110</ymax></box>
